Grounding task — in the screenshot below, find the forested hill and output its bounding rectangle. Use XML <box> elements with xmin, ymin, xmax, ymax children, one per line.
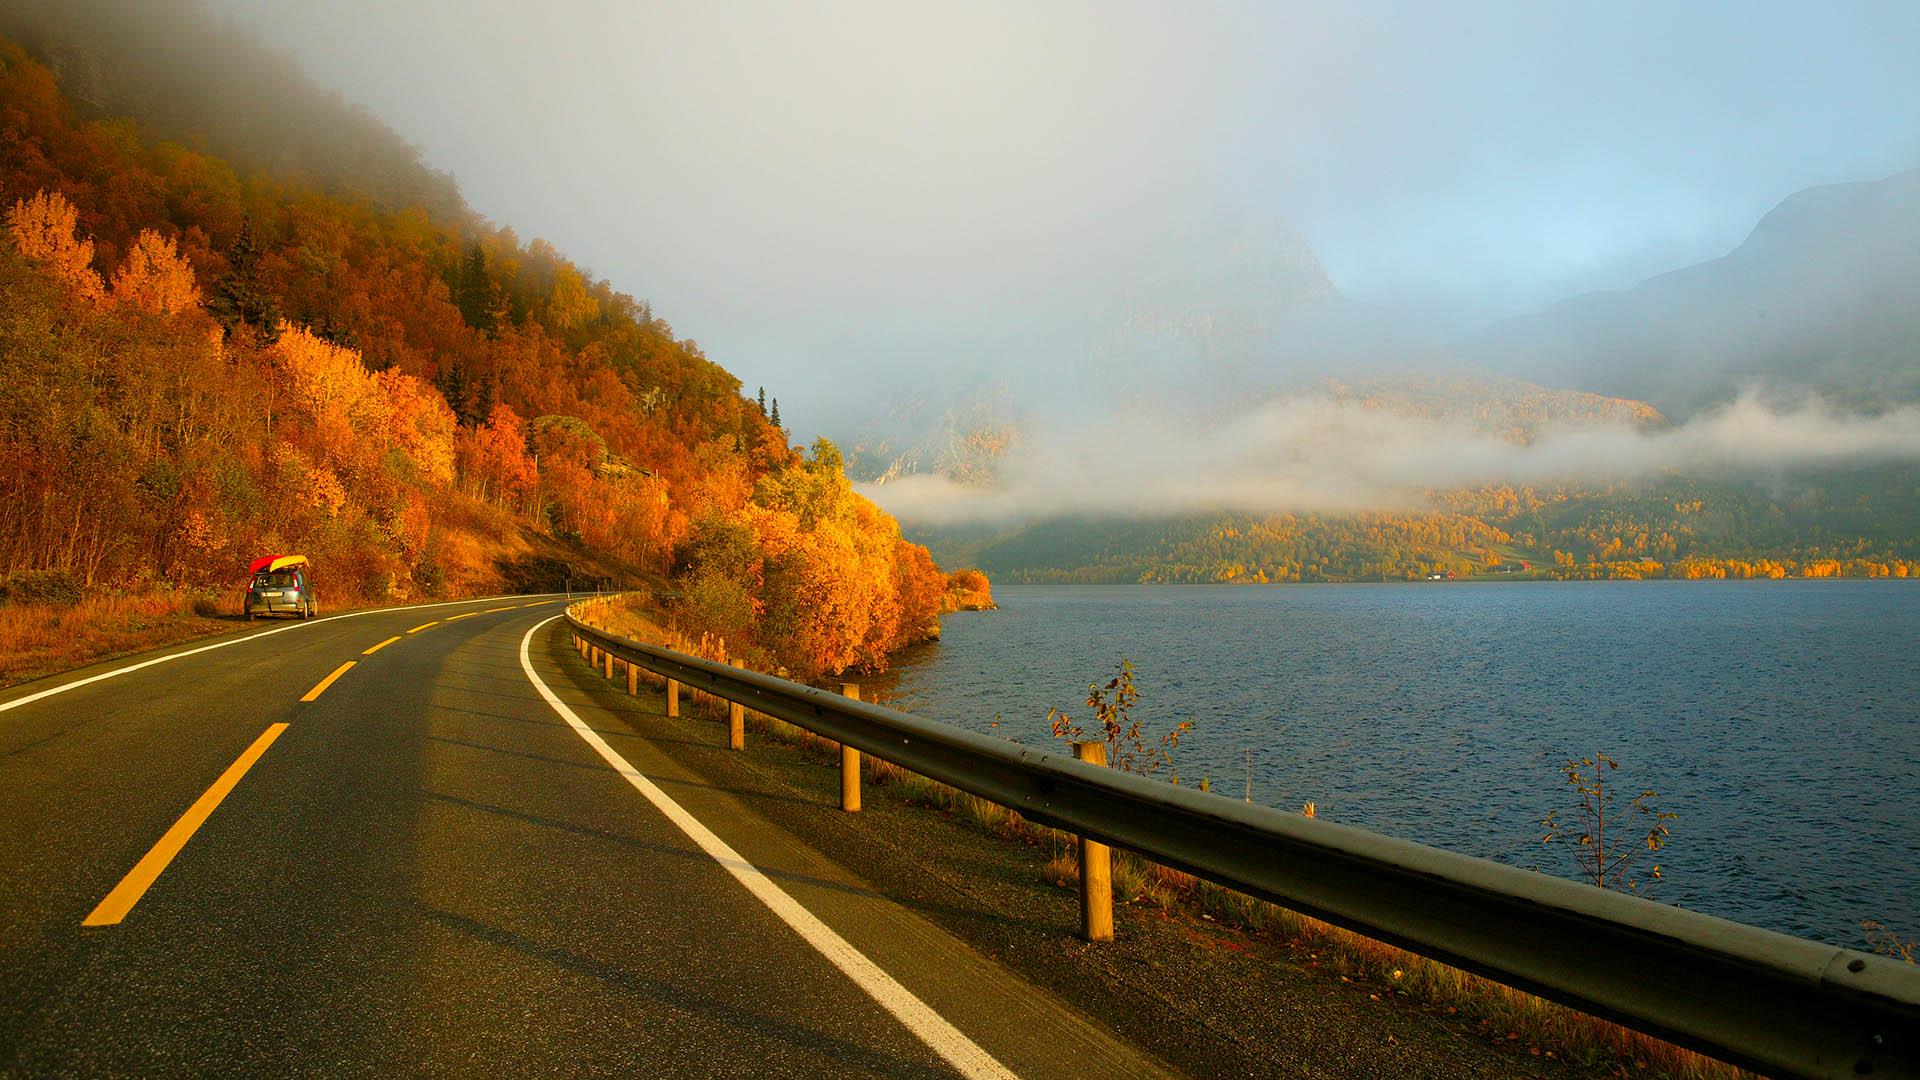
<box><xmin>0</xmin><ymin>0</ymin><xmax>464</xmax><ymax>219</ymax></box>
<box><xmin>921</xmin><ymin>467</ymin><xmax>1920</xmax><ymax>585</ymax></box>
<box><xmin>0</xmin><ymin>16</ymin><xmax>961</xmax><ymax>680</ymax></box>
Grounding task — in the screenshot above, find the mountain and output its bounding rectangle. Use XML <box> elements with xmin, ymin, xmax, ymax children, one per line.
<box><xmin>857</xmin><ymin>169</ymin><xmax>1920</xmax><ymax>584</ymax></box>
<box><xmin>1473</xmin><ymin>168</ymin><xmax>1920</xmax><ymax>416</ymax></box>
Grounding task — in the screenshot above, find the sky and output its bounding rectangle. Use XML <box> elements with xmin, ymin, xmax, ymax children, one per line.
<box><xmin>207</xmin><ymin>0</ymin><xmax>1920</xmax><ymax>437</ymax></box>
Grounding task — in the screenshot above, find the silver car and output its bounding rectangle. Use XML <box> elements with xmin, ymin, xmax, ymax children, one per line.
<box><xmin>245</xmin><ymin>566</ymin><xmax>317</xmax><ymax>619</ymax></box>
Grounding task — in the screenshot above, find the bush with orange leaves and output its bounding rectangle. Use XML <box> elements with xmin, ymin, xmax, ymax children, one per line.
<box><xmin>673</xmin><ymin>438</ymin><xmax>954</xmax><ymax>681</ymax></box>
<box><xmin>943</xmin><ymin>568</ymin><xmax>996</xmax><ymax>611</ymax></box>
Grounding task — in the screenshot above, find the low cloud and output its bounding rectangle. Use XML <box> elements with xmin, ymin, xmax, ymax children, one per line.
<box><xmin>861</xmin><ymin>392</ymin><xmax>1920</xmax><ymax>526</ymax></box>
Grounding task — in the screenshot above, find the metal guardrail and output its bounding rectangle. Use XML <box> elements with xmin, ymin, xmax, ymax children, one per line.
<box><xmin>565</xmin><ymin>609</ymin><xmax>1920</xmax><ymax>1080</ymax></box>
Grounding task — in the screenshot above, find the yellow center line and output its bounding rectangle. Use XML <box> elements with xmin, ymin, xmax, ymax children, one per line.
<box><xmin>84</xmin><ymin>723</ymin><xmax>290</xmax><ymax>927</ymax></box>
<box><xmin>362</xmin><ymin>636</ymin><xmax>402</xmax><ymax>656</ymax></box>
<box><xmin>407</xmin><ymin>621</ymin><xmax>438</xmax><ymax>634</ymax></box>
<box><xmin>484</xmin><ymin>606</ymin><xmax>513</xmax><ymax>613</ymax></box>
<box><xmin>447</xmin><ymin>612</ymin><xmax>478</xmax><ymax>621</ymax></box>
<box><xmin>521</xmin><ymin>600</ymin><xmax>554</xmax><ymax>608</ymax></box>
<box><xmin>300</xmin><ymin>661</ymin><xmax>356</xmax><ymax>702</ymax></box>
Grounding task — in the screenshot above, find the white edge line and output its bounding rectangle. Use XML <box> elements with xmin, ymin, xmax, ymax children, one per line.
<box><xmin>0</xmin><ymin>593</ymin><xmax>569</xmax><ymax>716</ymax></box>
<box><xmin>516</xmin><ymin>615</ymin><xmax>1017</xmax><ymax>1080</ymax></box>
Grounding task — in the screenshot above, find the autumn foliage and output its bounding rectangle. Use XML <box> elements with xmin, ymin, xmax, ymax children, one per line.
<box><xmin>670</xmin><ymin>439</ymin><xmax>950</xmax><ymax>680</ymax></box>
<box><xmin>0</xmin><ymin>40</ymin><xmax>962</xmax><ymax>674</ymax></box>
<box><xmin>942</xmin><ymin>568</ymin><xmax>996</xmax><ymax>611</ymax></box>
<box><xmin>4</xmin><ymin>188</ymin><xmax>101</xmax><ymax>300</ymax></box>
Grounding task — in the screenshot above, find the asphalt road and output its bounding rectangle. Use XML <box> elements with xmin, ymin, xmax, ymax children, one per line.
<box><xmin>0</xmin><ymin>596</ymin><xmax>1173</xmax><ymax>1078</ymax></box>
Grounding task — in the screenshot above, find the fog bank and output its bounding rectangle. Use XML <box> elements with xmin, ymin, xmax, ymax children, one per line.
<box><xmin>863</xmin><ymin>393</ymin><xmax>1920</xmax><ymax>526</ymax></box>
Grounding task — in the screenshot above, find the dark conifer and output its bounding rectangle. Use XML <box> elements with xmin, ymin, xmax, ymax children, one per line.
<box><xmin>454</xmin><ymin>242</ymin><xmax>498</xmax><ymax>334</ymax></box>
<box><xmin>436</xmin><ymin>361</ymin><xmax>475</xmax><ymax>426</ymax></box>
<box><xmin>209</xmin><ymin>218</ymin><xmax>280</xmax><ymax>339</ymax></box>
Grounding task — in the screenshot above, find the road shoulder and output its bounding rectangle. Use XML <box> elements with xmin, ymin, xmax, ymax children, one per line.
<box><xmin>530</xmin><ymin>620</ymin><xmax>1179</xmax><ymax>1079</ymax></box>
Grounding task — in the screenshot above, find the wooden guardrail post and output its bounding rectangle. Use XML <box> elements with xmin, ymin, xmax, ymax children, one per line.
<box><xmin>840</xmin><ymin>683</ymin><xmax>861</xmax><ymax>812</ymax></box>
<box><xmin>1073</xmin><ymin>741</ymin><xmax>1114</xmax><ymax>942</ymax></box>
<box><xmin>590</xmin><ymin>645</ymin><xmax>601</xmax><ymax>668</ymax></box>
<box><xmin>603</xmin><ymin>649</ymin><xmax>614</xmax><ymax>680</ymax></box>
<box><xmin>626</xmin><ymin>659</ymin><xmax>638</xmax><ymax>696</ymax></box>
<box><xmin>666</xmin><ymin>678</ymin><xmax>679</xmax><ymax>717</ymax></box>
<box><xmin>728</xmin><ymin>659</ymin><xmax>746</xmax><ymax>750</ymax></box>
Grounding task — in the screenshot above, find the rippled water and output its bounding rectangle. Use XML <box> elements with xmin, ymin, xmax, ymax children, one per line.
<box><xmin>869</xmin><ymin>582</ymin><xmax>1920</xmax><ymax>947</ymax></box>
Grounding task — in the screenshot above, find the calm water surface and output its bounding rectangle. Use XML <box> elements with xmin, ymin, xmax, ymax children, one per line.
<box><xmin>870</xmin><ymin>582</ymin><xmax>1920</xmax><ymax>947</ymax></box>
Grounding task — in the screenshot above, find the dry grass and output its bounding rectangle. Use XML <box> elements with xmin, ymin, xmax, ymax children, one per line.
<box><xmin>572</xmin><ymin>593</ymin><xmax>1752</xmax><ymax>1079</ymax></box>
<box><xmin>1029</xmin><ymin>825</ymin><xmax>1748</xmax><ymax>1076</ymax></box>
<box><xmin>0</xmin><ymin>590</ymin><xmax>235</xmax><ymax>688</ymax></box>
<box><xmin>1016</xmin><ymin>824</ymin><xmax>1745</xmax><ymax>1076</ymax></box>
<box><xmin>586</xmin><ymin>592</ymin><xmax>677</xmax><ymax>652</ymax></box>
<box><xmin>1864</xmin><ymin>920</ymin><xmax>1919</xmax><ymax>964</ymax></box>
<box><xmin>1169</xmin><ymin>871</ymin><xmax>1750</xmax><ymax>1076</ymax></box>
<box><xmin>1003</xmin><ymin>802</ymin><xmax>1747</xmax><ymax>1080</ymax></box>
<box><xmin>420</xmin><ymin>496</ymin><xmax>548</xmax><ymax>598</ymax></box>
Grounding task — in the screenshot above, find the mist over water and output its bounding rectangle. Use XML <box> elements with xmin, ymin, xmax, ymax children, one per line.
<box><xmin>862</xmin><ymin>391</ymin><xmax>1920</xmax><ymax>526</ymax></box>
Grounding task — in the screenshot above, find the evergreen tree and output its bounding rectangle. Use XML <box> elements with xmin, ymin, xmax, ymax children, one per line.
<box><xmin>757</xmin><ymin>386</ymin><xmax>767</xmax><ymax>416</ymax></box>
<box><xmin>770</xmin><ymin>397</ymin><xmax>781</xmax><ymax>429</ymax></box>
<box><xmin>433</xmin><ymin>365</ymin><xmax>499</xmax><ymax>427</ymax></box>
<box><xmin>453</xmin><ymin>242</ymin><xmax>498</xmax><ymax>334</ymax></box>
<box><xmin>208</xmin><ymin>218</ymin><xmax>280</xmax><ymax>338</ymax></box>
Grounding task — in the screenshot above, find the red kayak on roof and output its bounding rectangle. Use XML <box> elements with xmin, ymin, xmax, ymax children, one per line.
<box><xmin>247</xmin><ymin>554</ymin><xmax>308</xmax><ymax>575</ymax></box>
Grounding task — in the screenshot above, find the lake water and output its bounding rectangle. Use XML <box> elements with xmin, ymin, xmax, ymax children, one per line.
<box><xmin>869</xmin><ymin>582</ymin><xmax>1920</xmax><ymax>948</ymax></box>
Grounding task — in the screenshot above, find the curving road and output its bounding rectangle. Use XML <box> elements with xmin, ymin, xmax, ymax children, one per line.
<box><xmin>0</xmin><ymin>595</ymin><xmax>1171</xmax><ymax>1078</ymax></box>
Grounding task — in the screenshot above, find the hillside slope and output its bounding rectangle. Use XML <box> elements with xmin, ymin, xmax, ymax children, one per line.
<box><xmin>0</xmin><ymin>21</ymin><xmax>958</xmax><ymax>678</ymax></box>
<box><xmin>0</xmin><ymin>0</ymin><xmax>465</xmax><ymax>219</ymax></box>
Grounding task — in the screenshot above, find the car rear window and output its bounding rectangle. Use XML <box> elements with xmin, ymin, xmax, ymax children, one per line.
<box><xmin>254</xmin><ymin>571</ymin><xmax>299</xmax><ymax>588</ymax></box>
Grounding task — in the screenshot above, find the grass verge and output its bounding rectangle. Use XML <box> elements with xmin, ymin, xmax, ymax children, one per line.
<box><xmin>0</xmin><ymin>591</ymin><xmax>239</xmax><ymax>689</ymax></box>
